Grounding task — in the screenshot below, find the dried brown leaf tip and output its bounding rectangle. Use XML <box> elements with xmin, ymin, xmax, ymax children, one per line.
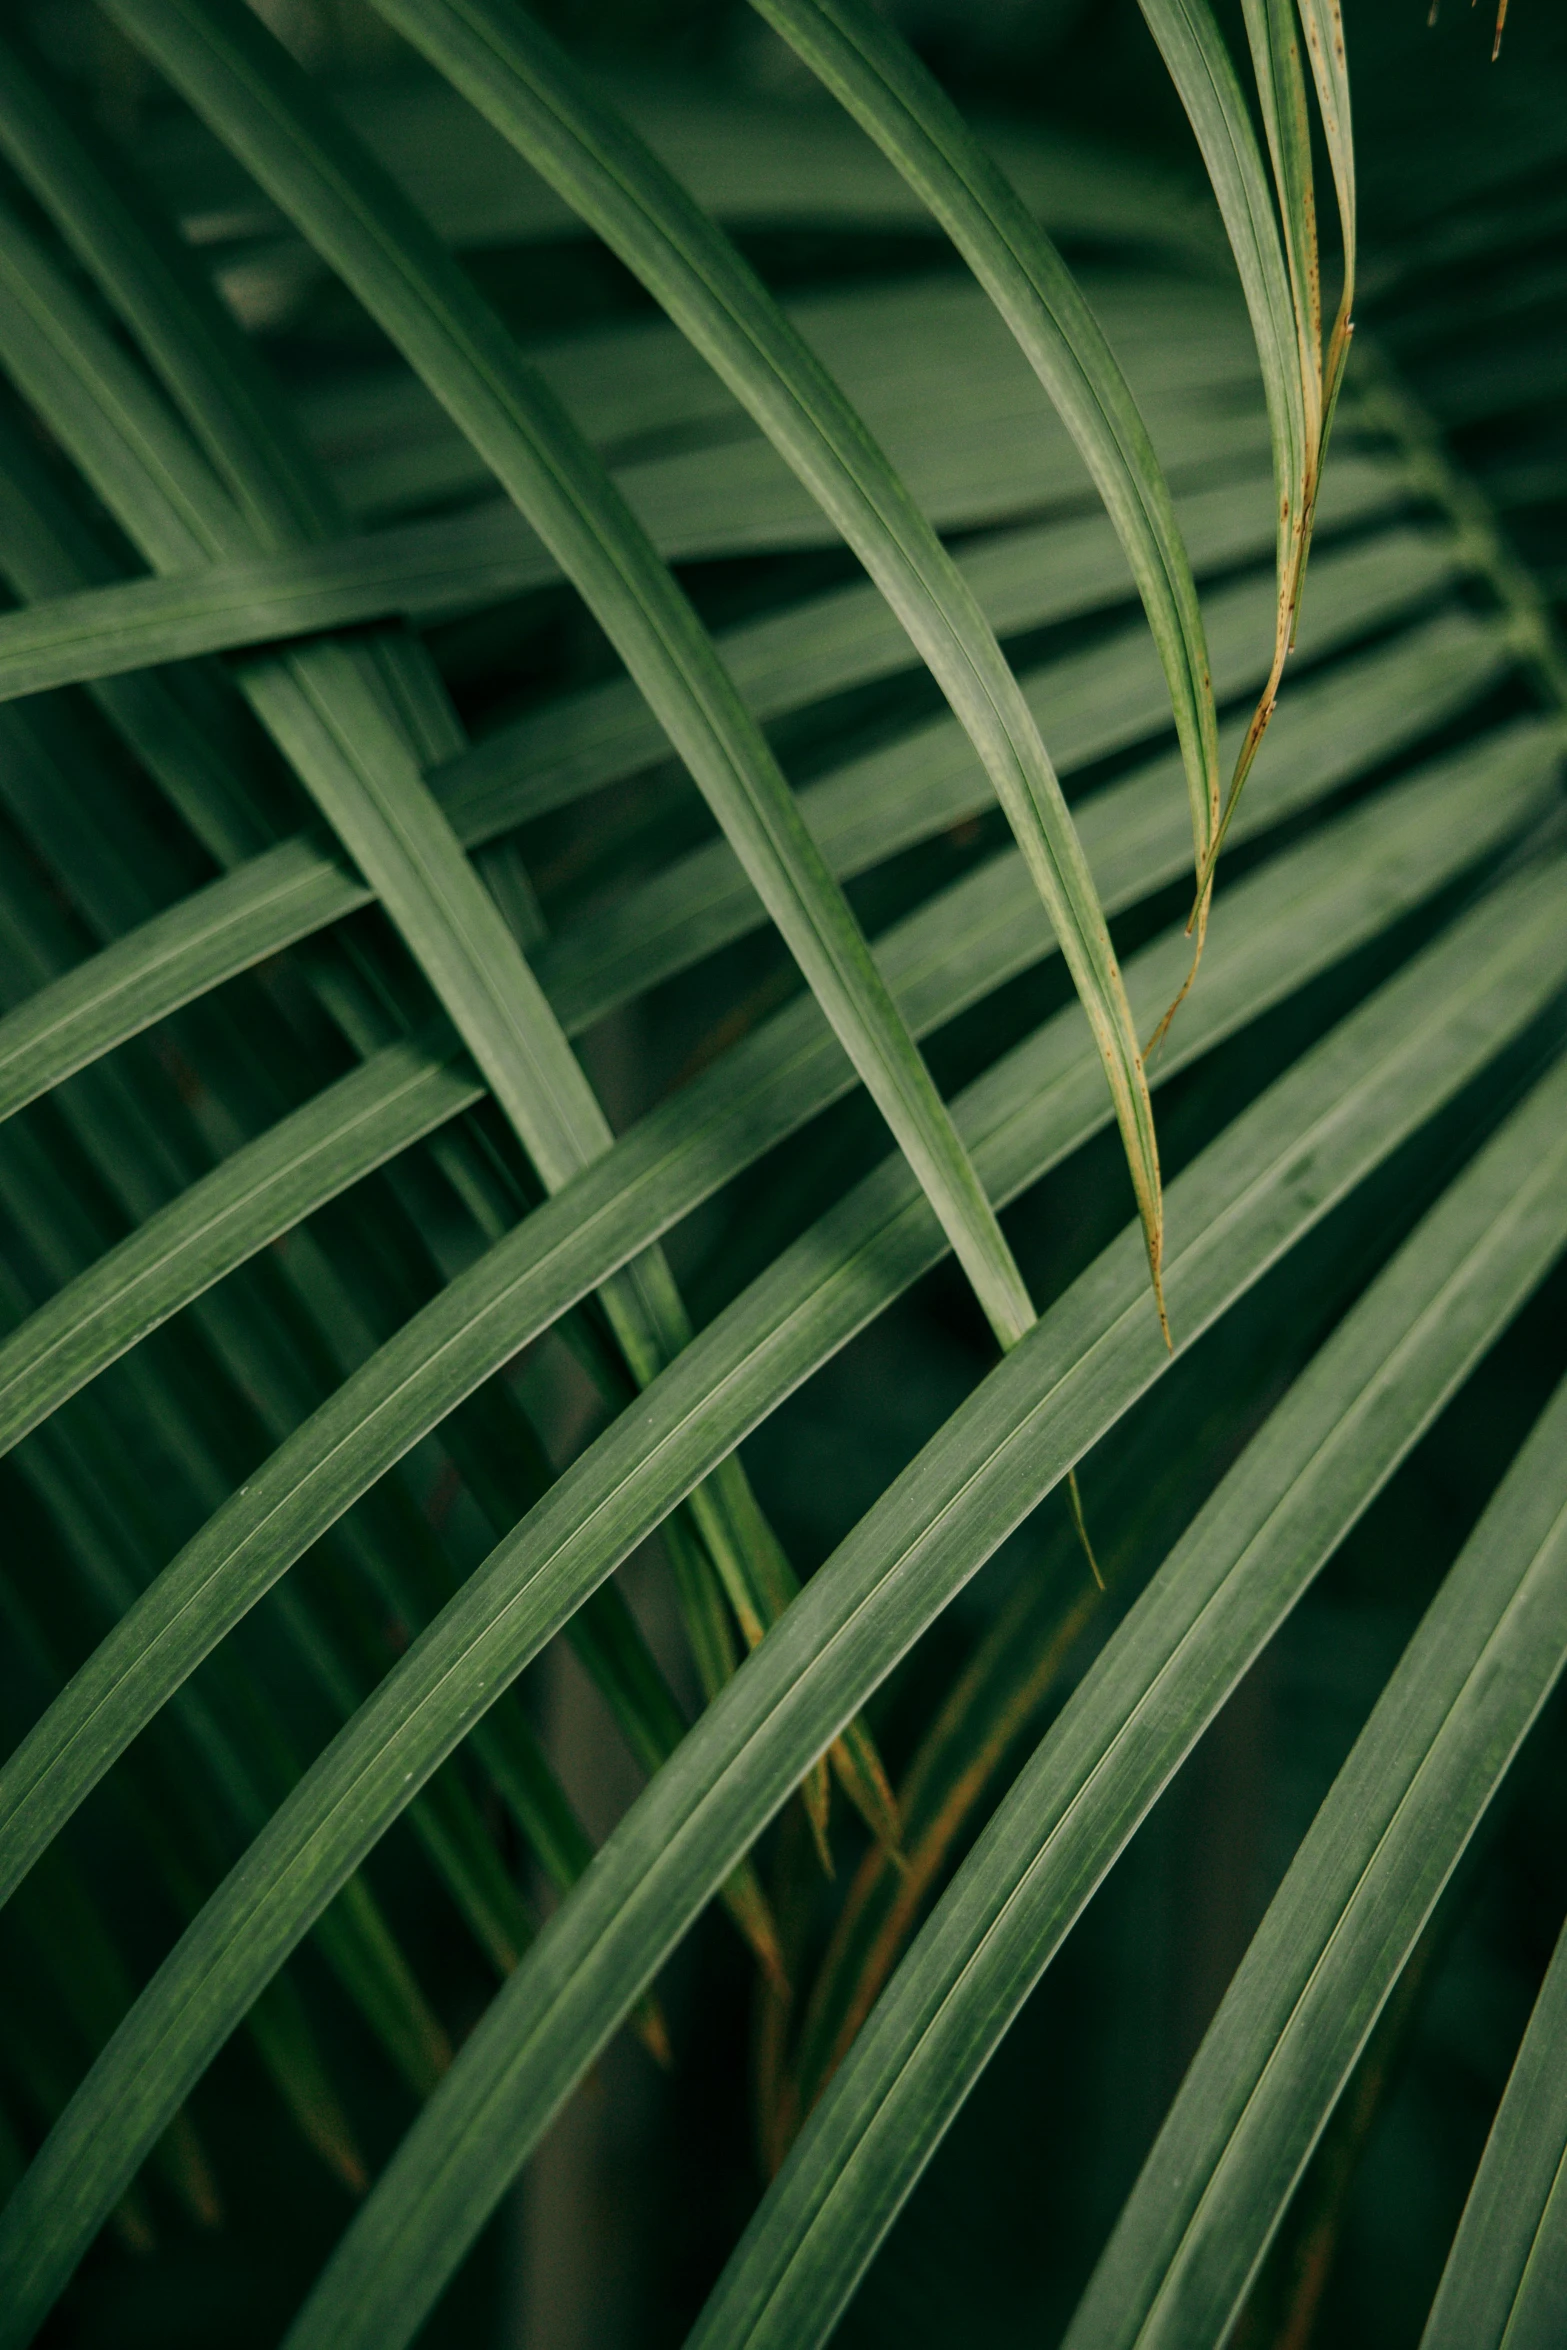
<box><xmin>1434</xmin><ymin>0</ymin><xmax>1512</xmax><ymax>57</ymax></box>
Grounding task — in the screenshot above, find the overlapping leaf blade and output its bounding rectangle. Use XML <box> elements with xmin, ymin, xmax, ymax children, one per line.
<box><xmin>685</xmin><ymin>1046</ymin><xmax>1567</xmax><ymax>2350</ymax></box>
<box><xmin>0</xmin><ymin>1036</ymin><xmax>477</xmax><ymax>1454</ymax></box>
<box><xmin>0</xmin><ymin>14</ymin><xmax>1559</xmax><ymax>2346</ymax></box>
<box><xmin>0</xmin><ymin>471</ymin><xmax>1443</xmax><ymax>1129</ymax></box>
<box><xmin>1138</xmin><ymin>0</ymin><xmax>1356</xmax><ymax>895</ymax></box>
<box><xmin>3</xmin><ymin>679</ymin><xmax>1544</xmax><ymax>1927</ymax></box>
<box><xmin>105</xmin><ymin>0</ymin><xmax>1044</xmax><ymax>1353</ymax></box>
<box><xmin>0</xmin><ymin>23</ymin><xmax>859</xmax><ymax>1877</ymax></box>
<box><xmin>736</xmin><ymin>0</ymin><xmax>1221</xmax><ymax>897</ymax></box>
<box><xmin>273</xmin><ymin>867</ymin><xmax>1567</xmax><ymax>2350</ymax></box>
<box><xmin>4</xmin><ymin>822</ymin><xmax>1561</xmax><ymax>2347</ymax></box>
<box><xmin>332</xmin><ymin>0</ymin><xmax>1165</xmax><ymax>1329</ymax></box>
<box><xmin>1420</xmin><ymin>1910</ymin><xmax>1567</xmax><ymax>2350</ymax></box>
<box><xmin>1061</xmin><ymin>1368</ymin><xmax>1567</xmax><ymax>2350</ymax></box>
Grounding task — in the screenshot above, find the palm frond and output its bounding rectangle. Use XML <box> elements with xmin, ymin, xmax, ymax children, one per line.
<box><xmin>0</xmin><ymin>6</ymin><xmax>1563</xmax><ymax>2344</ymax></box>
<box><xmin>1419</xmin><ymin>1905</ymin><xmax>1567</xmax><ymax>2348</ymax></box>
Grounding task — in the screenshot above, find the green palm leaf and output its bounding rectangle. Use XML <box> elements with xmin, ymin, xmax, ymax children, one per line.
<box><xmin>0</xmin><ymin>25</ymin><xmax>865</xmax><ymax>1852</ymax></box>
<box><xmin>0</xmin><ymin>12</ymin><xmax>1562</xmax><ymax>2343</ymax></box>
<box><xmin>6</xmin><ymin>827</ymin><xmax>1558</xmax><ymax>2348</ymax></box>
<box><xmin>347</xmin><ymin>0</ymin><xmax>1171</xmax><ymax>1322</ymax></box>
<box><xmin>104</xmin><ymin>0</ymin><xmax>1048</xmax><ymax>1354</ymax></box>
<box><xmin>1061</xmin><ymin>1368</ymin><xmax>1567</xmax><ymax>2350</ymax></box>
<box><xmin>684</xmin><ymin>1041</ymin><xmax>1567</xmax><ymax>2350</ymax></box>
<box><xmin>274</xmin><ymin>866</ymin><xmax>1567</xmax><ymax>2350</ymax></box>
<box><xmin>0</xmin><ymin>470</ymin><xmax>1434</xmax><ymax>1120</ymax></box>
<box><xmin>5</xmin><ymin>653</ymin><xmax>1542</xmax><ymax>1917</ymax></box>
<box><xmin>1137</xmin><ymin>0</ymin><xmax>1355</xmax><ymax>920</ymax></box>
<box><xmin>0</xmin><ymin>1035</ymin><xmax>476</xmax><ymax>1452</ymax></box>
<box><xmin>1419</xmin><ymin>1910</ymin><xmax>1567</xmax><ymax>2349</ymax></box>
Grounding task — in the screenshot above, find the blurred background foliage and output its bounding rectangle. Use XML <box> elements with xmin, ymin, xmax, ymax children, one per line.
<box><xmin>3</xmin><ymin>3</ymin><xmax>1566</xmax><ymax>2347</ymax></box>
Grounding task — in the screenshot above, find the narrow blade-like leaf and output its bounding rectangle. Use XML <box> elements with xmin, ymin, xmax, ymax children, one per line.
<box><xmin>1419</xmin><ymin>1909</ymin><xmax>1567</xmax><ymax>2350</ymax></box>
<box><xmin>4</xmin><ymin>851</ymin><xmax>1561</xmax><ymax>2350</ymax></box>
<box><xmin>0</xmin><ymin>1036</ymin><xmax>477</xmax><ymax>1456</ymax></box>
<box><xmin>746</xmin><ymin>0</ymin><xmax>1220</xmax><ymax>888</ymax></box>
<box><xmin>1062</xmin><ymin>1368</ymin><xmax>1567</xmax><ymax>2350</ymax></box>
<box><xmin>0</xmin><ymin>50</ymin><xmax>826</xmax><ymax>1828</ymax></box>
<box><xmin>2</xmin><ymin>713</ymin><xmax>1543</xmax><ymax>1927</ymax></box>
<box><xmin>684</xmin><ymin>1049</ymin><xmax>1567</xmax><ymax>2350</ymax></box>
<box><xmin>109</xmin><ymin>0</ymin><xmax>1039</xmax><ymax>1353</ymax></box>
<box><xmin>1135</xmin><ymin>0</ymin><xmax>1308</xmax><ymax>873</ymax></box>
